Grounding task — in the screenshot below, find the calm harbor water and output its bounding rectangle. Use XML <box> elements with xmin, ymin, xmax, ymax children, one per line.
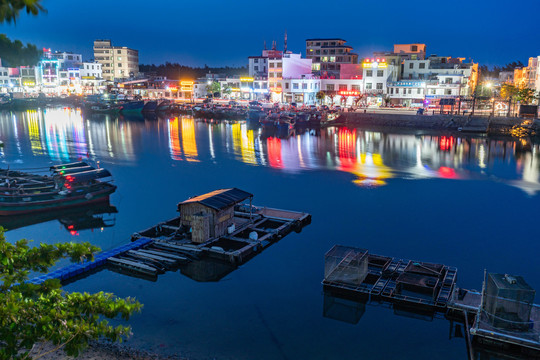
<box><xmin>1</xmin><ymin>107</ymin><xmax>539</xmax><ymax>359</ymax></box>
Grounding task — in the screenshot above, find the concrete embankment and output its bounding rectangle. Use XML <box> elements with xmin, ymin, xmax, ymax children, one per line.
<box><xmin>332</xmin><ymin>112</ymin><xmax>540</xmax><ymax>136</ymax></box>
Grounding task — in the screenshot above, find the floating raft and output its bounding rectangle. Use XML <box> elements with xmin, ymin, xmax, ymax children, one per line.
<box><xmin>322</xmin><ymin>245</ymin><xmax>457</xmax><ymax>312</ymax></box>
<box><xmin>322</xmin><ymin>245</ymin><xmax>540</xmax><ymax>357</ymax></box>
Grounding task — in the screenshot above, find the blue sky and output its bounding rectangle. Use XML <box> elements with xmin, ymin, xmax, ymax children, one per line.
<box><xmin>2</xmin><ymin>0</ymin><xmax>539</xmax><ymax>67</ymax></box>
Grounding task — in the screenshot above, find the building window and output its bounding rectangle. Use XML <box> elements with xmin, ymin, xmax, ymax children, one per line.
<box><xmin>419</xmin><ymin>63</ymin><xmax>426</xmax><ymax>69</ymax></box>
<box><xmin>254</xmin><ymin>58</ymin><xmax>258</xmax><ymax>63</ymax></box>
<box><xmin>445</xmin><ymin>78</ymin><xmax>452</xmax><ymax>84</ymax></box>
<box><xmin>366</xmin><ymin>70</ymin><xmax>373</xmax><ymax>77</ymax></box>
<box><xmin>293</xmin><ymin>83</ymin><xmax>299</xmax><ymax>89</ymax></box>
<box><xmin>269</xmin><ymin>63</ymin><xmax>274</xmax><ymax>68</ymax></box>
<box><xmin>285</xmin><ymin>83</ymin><xmax>289</xmax><ymax>89</ymax></box>
<box><xmin>377</xmin><ymin>70</ymin><xmax>384</xmax><ymax>77</ymax></box>
<box><xmin>339</xmin><ymin>84</ymin><xmax>347</xmax><ymax>91</ymax></box>
<box><xmin>376</xmin><ymin>83</ymin><xmax>383</xmax><ymax>90</ymax></box>
<box><xmin>446</xmin><ymin>89</ymin><xmax>452</xmax><ymax>95</ymax></box>
<box><xmin>431</xmin><ymin>89</ymin><xmax>436</xmax><ymax>95</ymax></box>
<box><xmin>408</xmin><ymin>89</ymin><xmax>412</xmax><ymax>94</ymax></box>
<box><xmin>351</xmin><ymin>85</ymin><xmax>360</xmax><ymax>91</ymax></box>
<box><xmin>411</xmin><ymin>45</ymin><xmax>418</xmax><ymax>51</ymax></box>
<box><xmin>419</xmin><ymin>74</ymin><xmax>424</xmax><ymax>79</ymax></box>
<box><xmin>366</xmin><ymin>83</ymin><xmax>372</xmax><ymax>90</ymax></box>
<box><xmin>254</xmin><ymin>66</ymin><xmax>259</xmax><ymax>71</ymax></box>
<box><xmin>117</xmin><ymin>50</ymin><xmax>121</xmax><ymax>54</ymax></box>
<box><xmin>302</xmin><ymin>83</ymin><xmax>307</xmax><ymax>90</ymax></box>
<box><xmin>276</xmin><ymin>72</ymin><xmax>282</xmax><ymax>78</ymax></box>
<box><xmin>326</xmin><ymin>84</ymin><xmax>334</xmax><ymax>91</ymax></box>
<box><xmin>417</xmin><ymin>88</ymin><xmax>421</xmax><ymax>94</ymax></box>
<box><xmin>390</xmin><ymin>88</ymin><xmax>394</xmax><ymax>94</ymax></box>
<box><xmin>409</xmin><ymin>63</ymin><xmax>414</xmax><ymax>69</ymax></box>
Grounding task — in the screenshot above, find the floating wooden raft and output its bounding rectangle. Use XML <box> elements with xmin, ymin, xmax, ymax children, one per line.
<box><xmin>322</xmin><ymin>246</ymin><xmax>457</xmax><ymax>312</ymax></box>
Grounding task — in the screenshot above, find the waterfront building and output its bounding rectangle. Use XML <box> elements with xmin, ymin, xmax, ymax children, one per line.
<box><xmin>498</xmin><ymin>71</ymin><xmax>514</xmax><ymax>84</ymax></box>
<box><xmin>305</xmin><ymin>38</ymin><xmax>358</xmax><ymax>78</ymax></box>
<box><xmin>514</xmin><ymin>56</ymin><xmax>540</xmax><ymax>96</ymax></box>
<box><xmin>248</xmin><ymin>56</ymin><xmax>268</xmax><ymax>78</ymax></box>
<box><xmin>390</xmin><ymin>55</ymin><xmax>478</xmax><ymax>106</ymax></box>
<box><xmin>80</xmin><ymin>62</ymin><xmax>104</xmax><ymax>94</ymax></box>
<box><xmin>361</xmin><ymin>57</ymin><xmax>397</xmax><ymax>106</ymax></box>
<box><xmin>93</xmin><ymin>39</ymin><xmax>139</xmax><ymax>82</ymax></box>
<box><xmin>269</xmin><ymin>52</ymin><xmax>313</xmax><ymax>103</ymax></box>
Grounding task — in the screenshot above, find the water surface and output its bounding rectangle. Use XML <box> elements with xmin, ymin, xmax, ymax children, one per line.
<box><xmin>1</xmin><ymin>108</ymin><xmax>539</xmax><ymax>359</ymax></box>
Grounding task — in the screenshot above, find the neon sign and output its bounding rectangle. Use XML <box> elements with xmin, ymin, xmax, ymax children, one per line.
<box><xmin>240</xmin><ymin>77</ymin><xmax>254</xmax><ymax>82</ymax></box>
<box><xmin>339</xmin><ymin>90</ymin><xmax>360</xmax><ymax>96</ymax></box>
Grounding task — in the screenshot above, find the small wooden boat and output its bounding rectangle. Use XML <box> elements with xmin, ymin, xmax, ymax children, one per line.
<box><xmin>0</xmin><ymin>162</ymin><xmax>116</xmax><ymax>216</ymax></box>
<box><xmin>120</xmin><ymin>100</ymin><xmax>145</xmax><ymax>113</ymax></box>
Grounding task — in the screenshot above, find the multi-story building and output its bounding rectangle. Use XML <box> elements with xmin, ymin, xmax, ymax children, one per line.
<box><xmin>393</xmin><ymin>44</ymin><xmax>426</xmax><ymax>60</ymax></box>
<box><xmin>248</xmin><ymin>56</ymin><xmax>268</xmax><ymax>78</ymax></box>
<box><xmin>269</xmin><ymin>52</ymin><xmax>312</xmax><ymax>103</ymax></box>
<box><xmin>305</xmin><ymin>38</ymin><xmax>358</xmax><ymax>78</ymax></box>
<box><xmin>362</xmin><ymin>58</ymin><xmax>397</xmax><ymax>106</ymax></box>
<box><xmin>80</xmin><ymin>62</ymin><xmax>104</xmax><ymax>93</ymax></box>
<box><xmin>93</xmin><ymin>39</ymin><xmax>139</xmax><ymax>82</ymax></box>
<box><xmin>387</xmin><ymin>55</ymin><xmax>478</xmax><ymax>106</ymax></box>
<box><xmin>514</xmin><ymin>56</ymin><xmax>539</xmax><ymax>94</ymax></box>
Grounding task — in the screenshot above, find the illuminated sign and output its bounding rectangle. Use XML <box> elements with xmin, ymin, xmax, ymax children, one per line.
<box><xmin>270</xmin><ymin>87</ymin><xmax>282</xmax><ymax>93</ymax></box>
<box><xmin>23</xmin><ymin>81</ymin><xmax>35</xmax><ymax>86</ymax></box>
<box><xmin>169</xmin><ymin>86</ymin><xmax>178</xmax><ymax>91</ymax></box>
<box><xmin>82</xmin><ymin>76</ymin><xmax>95</xmax><ymax>80</ymax></box>
<box><xmin>362</xmin><ymin>58</ymin><xmax>387</xmax><ymax>69</ymax></box>
<box><xmin>339</xmin><ymin>90</ymin><xmax>360</xmax><ymax>96</ymax></box>
<box><xmin>180</xmin><ymin>81</ymin><xmax>194</xmax><ymax>86</ymax></box>
<box><xmin>181</xmin><ymin>87</ymin><xmax>193</xmax><ymax>91</ymax></box>
<box><xmin>253</xmin><ymin>89</ymin><xmax>269</xmax><ymax>93</ymax></box>
<box><xmin>240</xmin><ymin>77</ymin><xmax>254</xmax><ymax>82</ymax></box>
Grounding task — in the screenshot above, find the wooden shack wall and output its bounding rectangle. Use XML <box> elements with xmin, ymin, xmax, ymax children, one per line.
<box><xmin>179</xmin><ymin>203</ymin><xmax>235</xmax><ymax>239</ymax></box>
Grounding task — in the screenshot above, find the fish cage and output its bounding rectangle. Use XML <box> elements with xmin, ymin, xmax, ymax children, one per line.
<box><xmin>324</xmin><ymin>245</ymin><xmax>368</xmax><ymax>286</ymax></box>
<box><xmin>482</xmin><ymin>273</ymin><xmax>536</xmax><ymax>332</ymax></box>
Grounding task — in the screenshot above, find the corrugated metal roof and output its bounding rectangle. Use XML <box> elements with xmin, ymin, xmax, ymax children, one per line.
<box><xmin>178</xmin><ymin>188</ymin><xmax>253</xmax><ymax>211</ymax></box>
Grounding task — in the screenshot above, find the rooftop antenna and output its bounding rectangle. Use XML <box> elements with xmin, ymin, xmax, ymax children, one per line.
<box><xmin>264</xmin><ymin>40</ymin><xmax>267</xmax><ymax>50</ymax></box>
<box><xmin>284</xmin><ymin>30</ymin><xmax>288</xmax><ymax>53</ymax></box>
<box><xmin>272</xmin><ymin>40</ymin><xmax>276</xmax><ymax>51</ymax></box>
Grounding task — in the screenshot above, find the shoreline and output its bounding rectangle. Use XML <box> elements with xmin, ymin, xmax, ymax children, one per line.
<box><xmin>331</xmin><ymin>111</ymin><xmax>540</xmax><ymax>136</ymax></box>
<box><xmin>29</xmin><ymin>341</ymin><xmax>187</xmax><ymax>360</ymax></box>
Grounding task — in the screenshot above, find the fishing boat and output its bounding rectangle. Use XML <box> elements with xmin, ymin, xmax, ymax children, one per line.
<box><xmin>0</xmin><ymin>162</ymin><xmax>116</xmax><ymax>216</ymax></box>
<box><xmin>120</xmin><ymin>100</ymin><xmax>145</xmax><ymax>113</ymax></box>
<box><xmin>142</xmin><ymin>100</ymin><xmax>158</xmax><ymax>112</ymax></box>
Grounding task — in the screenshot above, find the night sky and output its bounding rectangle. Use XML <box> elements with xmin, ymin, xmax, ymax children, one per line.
<box><xmin>2</xmin><ymin>0</ymin><xmax>539</xmax><ymax>68</ymax></box>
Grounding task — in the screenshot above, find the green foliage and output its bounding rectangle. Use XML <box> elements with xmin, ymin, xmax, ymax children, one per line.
<box><xmin>0</xmin><ymin>0</ymin><xmax>45</xmax><ymax>24</ymax></box>
<box><xmin>475</xmin><ymin>84</ymin><xmax>493</xmax><ymax>97</ymax></box>
<box><xmin>205</xmin><ymin>81</ymin><xmax>221</xmax><ymax>97</ymax></box>
<box><xmin>0</xmin><ymin>228</ymin><xmax>142</xmax><ymax>359</ymax></box>
<box><xmin>316</xmin><ymin>91</ymin><xmax>325</xmax><ymax>104</ymax></box>
<box><xmin>500</xmin><ymin>84</ymin><xmax>518</xmax><ymax>100</ymax></box>
<box><xmin>0</xmin><ymin>34</ymin><xmax>41</xmax><ymax>67</ymax></box>
<box><xmin>516</xmin><ymin>87</ymin><xmax>537</xmax><ymax>105</ymax></box>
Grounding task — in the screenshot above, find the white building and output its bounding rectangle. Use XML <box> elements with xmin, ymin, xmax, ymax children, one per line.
<box><xmin>320</xmin><ymin>78</ymin><xmax>363</xmax><ymax>106</ymax></box>
<box><xmin>361</xmin><ymin>58</ymin><xmax>397</xmax><ymax>106</ymax></box>
<box><xmin>281</xmin><ymin>75</ymin><xmax>319</xmax><ymax>104</ymax></box>
<box><xmin>80</xmin><ymin>62</ymin><xmax>104</xmax><ymax>94</ymax></box>
<box><xmin>387</xmin><ymin>80</ymin><xmax>426</xmax><ymax>107</ymax></box>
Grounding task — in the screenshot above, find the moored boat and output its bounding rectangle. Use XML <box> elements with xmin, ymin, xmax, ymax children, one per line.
<box><xmin>120</xmin><ymin>100</ymin><xmax>145</xmax><ymax>113</ymax></box>
<box><xmin>0</xmin><ymin>162</ymin><xmax>116</xmax><ymax>216</ymax></box>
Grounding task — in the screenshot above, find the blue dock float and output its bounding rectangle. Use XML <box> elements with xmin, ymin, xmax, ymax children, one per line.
<box><xmin>28</xmin><ymin>237</ymin><xmax>154</xmax><ymax>285</ymax></box>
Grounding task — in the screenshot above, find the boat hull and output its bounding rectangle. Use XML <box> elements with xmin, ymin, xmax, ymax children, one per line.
<box><xmin>0</xmin><ymin>185</ymin><xmax>116</xmax><ymax>216</ymax></box>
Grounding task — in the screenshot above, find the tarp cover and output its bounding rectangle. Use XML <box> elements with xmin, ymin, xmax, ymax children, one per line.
<box><xmin>178</xmin><ymin>188</ymin><xmax>253</xmax><ymax>211</ymax></box>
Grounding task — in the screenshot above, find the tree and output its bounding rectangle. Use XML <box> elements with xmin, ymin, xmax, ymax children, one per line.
<box><xmin>354</xmin><ymin>93</ymin><xmax>364</xmax><ymax>107</ymax></box>
<box><xmin>500</xmin><ymin>84</ymin><xmax>518</xmax><ymax>100</ymax></box>
<box><xmin>0</xmin><ymin>34</ymin><xmax>41</xmax><ymax>67</ymax></box>
<box><xmin>205</xmin><ymin>81</ymin><xmax>221</xmax><ymax>98</ymax></box>
<box><xmin>0</xmin><ymin>0</ymin><xmax>45</xmax><ymax>23</ymax></box>
<box><xmin>0</xmin><ymin>229</ymin><xmax>141</xmax><ymax>359</ymax></box>
<box><xmin>315</xmin><ymin>90</ymin><xmax>325</xmax><ymax>105</ymax></box>
<box><xmin>222</xmin><ymin>85</ymin><xmax>232</xmax><ymax>99</ymax></box>
<box><xmin>516</xmin><ymin>88</ymin><xmax>536</xmax><ymax>105</ymax></box>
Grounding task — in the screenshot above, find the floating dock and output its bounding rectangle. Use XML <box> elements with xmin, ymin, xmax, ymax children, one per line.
<box><xmin>322</xmin><ymin>245</ymin><xmax>540</xmax><ymax>358</ymax></box>
<box><xmin>29</xmin><ymin>189</ymin><xmax>311</xmax><ymax>285</ymax></box>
